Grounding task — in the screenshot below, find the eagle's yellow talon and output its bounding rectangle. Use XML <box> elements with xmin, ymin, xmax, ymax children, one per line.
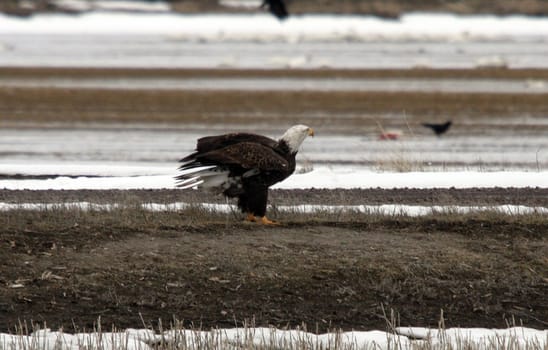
<box><xmin>245</xmin><ymin>214</ymin><xmax>279</xmax><ymax>225</ymax></box>
<box><xmin>260</xmin><ymin>216</ymin><xmax>280</xmax><ymax>226</ymax></box>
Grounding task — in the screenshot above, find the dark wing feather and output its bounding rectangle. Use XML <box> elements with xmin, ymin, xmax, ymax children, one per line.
<box><xmin>197</xmin><ymin>133</ymin><xmax>277</xmax><ymax>152</ymax></box>
<box><xmin>180</xmin><ymin>133</ymin><xmax>278</xmax><ymax>163</ymax></box>
<box><xmin>197</xmin><ymin>142</ymin><xmax>289</xmax><ymax>171</ymax></box>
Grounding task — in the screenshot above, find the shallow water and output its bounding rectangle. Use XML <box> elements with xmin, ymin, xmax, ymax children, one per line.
<box><xmin>1</xmin><ymin>124</ymin><xmax>546</xmax><ymax>173</ymax></box>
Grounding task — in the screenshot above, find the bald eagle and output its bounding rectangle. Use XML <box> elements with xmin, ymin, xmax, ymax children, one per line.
<box><xmin>176</xmin><ymin>125</ymin><xmax>314</xmax><ymax>225</ymax></box>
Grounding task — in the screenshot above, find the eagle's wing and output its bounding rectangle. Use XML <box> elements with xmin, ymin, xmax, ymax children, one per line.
<box><xmin>198</xmin><ymin>142</ymin><xmax>289</xmax><ymax>171</ymax></box>
<box><xmin>196</xmin><ymin>133</ymin><xmax>277</xmax><ymax>153</ymax></box>
<box><xmin>180</xmin><ymin>133</ymin><xmax>278</xmax><ymax>164</ymax></box>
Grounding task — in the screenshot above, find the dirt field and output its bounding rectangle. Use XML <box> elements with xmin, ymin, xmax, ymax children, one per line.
<box><xmin>1</xmin><ymin>188</ymin><xmax>547</xmax><ymax>333</ymax></box>
<box><xmin>0</xmin><ymin>67</ymin><xmax>546</xmax><ymax>332</ymax></box>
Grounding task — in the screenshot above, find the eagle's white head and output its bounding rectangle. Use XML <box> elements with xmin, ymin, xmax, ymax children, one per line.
<box><xmin>280</xmin><ymin>124</ymin><xmax>314</xmax><ymax>153</ymax></box>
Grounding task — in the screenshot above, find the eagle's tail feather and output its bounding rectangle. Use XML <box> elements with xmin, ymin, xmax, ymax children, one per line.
<box><xmin>175</xmin><ymin>176</ymin><xmax>204</xmax><ymax>189</ymax></box>
<box><xmin>175</xmin><ymin>165</ymin><xmax>231</xmax><ymax>189</ymax></box>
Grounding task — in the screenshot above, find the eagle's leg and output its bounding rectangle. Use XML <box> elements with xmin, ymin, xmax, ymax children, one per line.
<box><xmin>245</xmin><ymin>213</ymin><xmax>257</xmax><ymax>222</ymax></box>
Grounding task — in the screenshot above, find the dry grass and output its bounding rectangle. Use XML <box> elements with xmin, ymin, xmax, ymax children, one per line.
<box><xmin>3</xmin><ymin>317</ymin><xmax>546</xmax><ymax>350</ymax></box>
<box><xmin>374</xmin><ymin>148</ymin><xmax>425</xmax><ymax>172</ymax></box>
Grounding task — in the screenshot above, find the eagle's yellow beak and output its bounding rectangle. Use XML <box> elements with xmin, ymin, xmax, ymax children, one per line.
<box><xmin>308</xmin><ymin>128</ymin><xmax>315</xmax><ymax>137</ymax></box>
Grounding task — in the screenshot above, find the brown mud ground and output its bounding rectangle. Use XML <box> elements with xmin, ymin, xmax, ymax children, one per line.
<box><xmin>2</xmin><ymin>68</ymin><xmax>548</xmax><ymax>135</ymax></box>
<box><xmin>0</xmin><ymin>188</ymin><xmax>547</xmax><ymax>333</ymax></box>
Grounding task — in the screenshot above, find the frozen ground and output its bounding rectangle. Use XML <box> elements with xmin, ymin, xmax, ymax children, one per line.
<box><xmin>2</xmin><ymin>168</ymin><xmax>548</xmax><ymax>191</ymax></box>
<box><xmin>1</xmin><ymin>12</ymin><xmax>548</xmax><ymax>68</ymax></box>
<box><xmin>0</xmin><ymin>77</ymin><xmax>548</xmax><ymax>94</ymax></box>
<box><xmin>2</xmin><ymin>76</ymin><xmax>548</xmax><ymax>94</ymax></box>
<box><xmin>1</xmin><ymin>124</ymin><xmax>547</xmax><ymax>191</ymax></box>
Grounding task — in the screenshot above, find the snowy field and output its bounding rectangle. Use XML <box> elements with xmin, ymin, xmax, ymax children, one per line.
<box><xmin>1</xmin><ymin>125</ymin><xmax>547</xmax><ymax>192</ymax></box>
<box><xmin>0</xmin><ymin>326</ymin><xmax>546</xmax><ymax>350</ymax></box>
<box><xmin>1</xmin><ymin>11</ymin><xmax>548</xmax><ymax>68</ymax></box>
<box><xmin>2</xmin><ymin>166</ymin><xmax>548</xmax><ymax>191</ymax></box>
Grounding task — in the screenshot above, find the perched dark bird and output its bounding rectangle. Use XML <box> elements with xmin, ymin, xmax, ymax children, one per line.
<box><xmin>176</xmin><ymin>125</ymin><xmax>314</xmax><ymax>225</ymax></box>
<box><xmin>261</xmin><ymin>0</ymin><xmax>289</xmax><ymax>20</ymax></box>
<box><xmin>422</xmin><ymin>121</ymin><xmax>452</xmax><ymax>136</ymax></box>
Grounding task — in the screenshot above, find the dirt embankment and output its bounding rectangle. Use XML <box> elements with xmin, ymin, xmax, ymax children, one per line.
<box><xmin>0</xmin><ymin>188</ymin><xmax>547</xmax><ymax>333</ymax></box>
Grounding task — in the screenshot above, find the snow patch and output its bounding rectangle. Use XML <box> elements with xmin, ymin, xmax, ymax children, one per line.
<box><xmin>2</xmin><ymin>168</ymin><xmax>548</xmax><ymax>190</ymax></box>
<box><xmin>0</xmin><ymin>327</ymin><xmax>545</xmax><ymax>350</ymax></box>
<box><xmin>1</xmin><ymin>12</ymin><xmax>548</xmax><ymax>42</ymax></box>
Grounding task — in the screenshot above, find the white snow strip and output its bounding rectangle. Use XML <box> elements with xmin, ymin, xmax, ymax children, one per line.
<box><xmin>274</xmin><ymin>169</ymin><xmax>548</xmax><ymax>189</ymax></box>
<box><xmin>51</xmin><ymin>0</ymin><xmax>170</xmax><ymax>12</ymax></box>
<box><xmin>395</xmin><ymin>327</ymin><xmax>548</xmax><ymax>349</ymax></box>
<box><xmin>2</xmin><ymin>169</ymin><xmax>548</xmax><ymax>190</ymax></box>
<box><xmin>1</xmin><ymin>202</ymin><xmax>546</xmax><ymax>216</ymax></box>
<box><xmin>219</xmin><ymin>0</ymin><xmax>262</xmax><ymax>9</ymax></box>
<box><xmin>0</xmin><ymin>163</ymin><xmax>174</xmax><ymax>177</ymax></box>
<box><xmin>0</xmin><ymin>328</ymin><xmax>156</xmax><ymax>350</ymax></box>
<box><xmin>0</xmin><ymin>327</ymin><xmax>545</xmax><ymax>350</ymax></box>
<box><xmin>1</xmin><ymin>12</ymin><xmax>548</xmax><ymax>42</ymax></box>
<box><xmin>0</xmin><ymin>175</ymin><xmax>175</xmax><ymax>190</ymax></box>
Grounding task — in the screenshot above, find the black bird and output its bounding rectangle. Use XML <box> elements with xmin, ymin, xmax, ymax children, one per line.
<box><xmin>422</xmin><ymin>121</ymin><xmax>452</xmax><ymax>136</ymax></box>
<box><xmin>261</xmin><ymin>0</ymin><xmax>289</xmax><ymax>20</ymax></box>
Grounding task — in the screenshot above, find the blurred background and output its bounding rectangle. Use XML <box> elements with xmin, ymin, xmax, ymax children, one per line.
<box><xmin>3</xmin><ymin>0</ymin><xmax>548</xmax><ymax>17</ymax></box>
<box><xmin>1</xmin><ymin>0</ymin><xmax>547</xmax><ymax>181</ymax></box>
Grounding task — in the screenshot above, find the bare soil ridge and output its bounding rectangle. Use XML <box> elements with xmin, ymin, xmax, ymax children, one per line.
<box><xmin>0</xmin><ymin>188</ymin><xmax>547</xmax><ymax>332</ymax></box>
